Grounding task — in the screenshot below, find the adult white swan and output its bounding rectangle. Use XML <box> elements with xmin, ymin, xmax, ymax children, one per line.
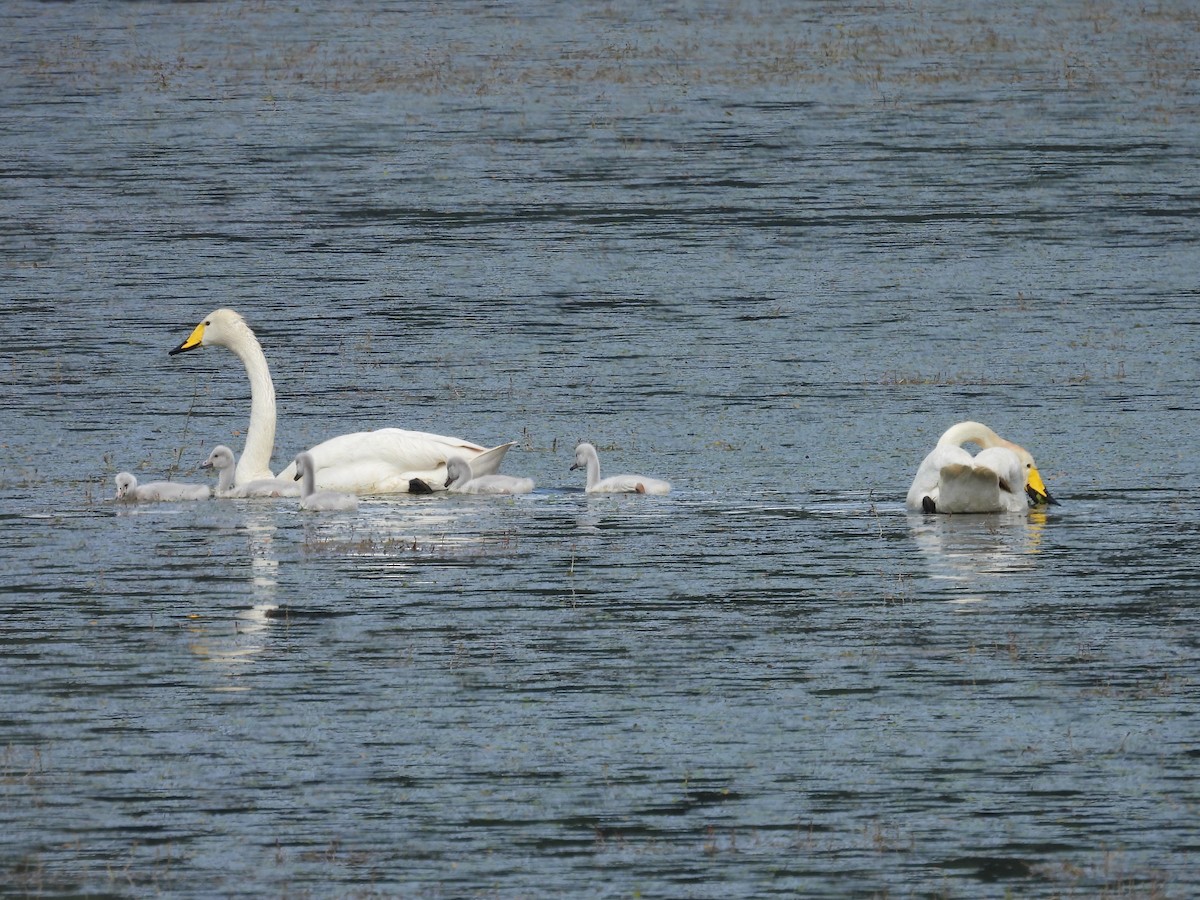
<box><xmin>444</xmin><ymin>455</ymin><xmax>535</xmax><ymax>494</ymax></box>
<box><xmin>907</xmin><ymin>421</ymin><xmax>1057</xmax><ymax>514</ymax></box>
<box><xmin>169</xmin><ymin>308</ymin><xmax>514</xmax><ymax>493</ymax></box>
<box><xmin>570</xmin><ymin>442</ymin><xmax>671</xmax><ymax>495</ymax></box>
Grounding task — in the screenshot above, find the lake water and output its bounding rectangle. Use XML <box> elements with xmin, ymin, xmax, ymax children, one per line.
<box><xmin>2</xmin><ymin>1</ymin><xmax>1198</xmax><ymax>896</ymax></box>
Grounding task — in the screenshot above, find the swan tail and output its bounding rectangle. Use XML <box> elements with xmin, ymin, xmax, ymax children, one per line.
<box><xmin>468</xmin><ymin>441</ymin><xmax>517</xmax><ymax>477</ymax></box>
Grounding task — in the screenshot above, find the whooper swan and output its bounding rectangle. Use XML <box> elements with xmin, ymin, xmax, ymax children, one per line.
<box><xmin>169</xmin><ymin>308</ymin><xmax>513</xmax><ymax>493</ymax></box>
<box><xmin>570</xmin><ymin>442</ymin><xmax>671</xmax><ymax>495</ymax></box>
<box><xmin>907</xmin><ymin>421</ymin><xmax>1057</xmax><ymax>514</ymax></box>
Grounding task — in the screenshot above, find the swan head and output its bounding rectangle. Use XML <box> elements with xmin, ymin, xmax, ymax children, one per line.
<box><xmin>1010</xmin><ymin>444</ymin><xmax>1058</xmax><ymax>506</ymax></box>
<box><xmin>1023</xmin><ymin>459</ymin><xmax>1057</xmax><ymax>506</ymax></box>
<box><xmin>570</xmin><ymin>443</ymin><xmax>596</xmax><ymax>471</ymax></box>
<box><xmin>114</xmin><ymin>472</ymin><xmax>136</xmax><ymax>499</ymax></box>
<box><xmin>201</xmin><ymin>445</ymin><xmax>235</xmax><ymax>471</ymax></box>
<box><xmin>169</xmin><ymin>308</ymin><xmax>251</xmax><ymax>356</ymax></box>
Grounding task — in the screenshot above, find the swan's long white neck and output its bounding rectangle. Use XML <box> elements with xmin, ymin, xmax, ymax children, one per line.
<box><xmin>225</xmin><ymin>323</ymin><xmax>277</xmax><ymax>485</ymax></box>
<box><xmin>582</xmin><ymin>450</ymin><xmax>601</xmax><ymax>489</ymax></box>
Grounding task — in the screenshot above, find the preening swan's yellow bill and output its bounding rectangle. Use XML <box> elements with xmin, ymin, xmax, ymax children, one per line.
<box><xmin>169</xmin><ymin>321</ymin><xmax>206</xmax><ymax>356</ymax></box>
<box><xmin>1025</xmin><ymin>466</ymin><xmax>1059</xmax><ymax>506</ymax></box>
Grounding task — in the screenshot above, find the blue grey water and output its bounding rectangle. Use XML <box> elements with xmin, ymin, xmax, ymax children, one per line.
<box><xmin>2</xmin><ymin>1</ymin><xmax>1198</xmax><ymax>896</ymax></box>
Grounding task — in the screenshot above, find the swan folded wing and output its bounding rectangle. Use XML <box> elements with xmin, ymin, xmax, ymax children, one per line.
<box><xmin>465</xmin><ymin>441</ymin><xmax>517</xmax><ymax>477</ymax></box>
<box><xmin>972</xmin><ymin>446</ymin><xmax>1028</xmax><ymax>512</ymax></box>
<box><xmin>905</xmin><ymin>445</ymin><xmax>973</xmax><ymax>510</ymax></box>
<box><xmin>936</xmin><ymin>449</ymin><xmax>1025</xmax><ymax>514</ymax></box>
<box><xmin>935</xmin><ymin>463</ymin><xmax>1001</xmax><ymax>513</ymax></box>
<box><xmin>290</xmin><ymin>428</ymin><xmax>487</xmax><ymax>473</ymax></box>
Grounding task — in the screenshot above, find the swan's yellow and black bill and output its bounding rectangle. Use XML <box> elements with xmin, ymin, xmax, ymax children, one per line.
<box><xmin>169</xmin><ymin>321</ymin><xmax>206</xmax><ymax>356</ymax></box>
<box><xmin>1025</xmin><ymin>465</ymin><xmax>1059</xmax><ymax>506</ymax></box>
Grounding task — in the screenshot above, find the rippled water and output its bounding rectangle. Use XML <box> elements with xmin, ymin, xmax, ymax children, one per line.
<box><xmin>3</xmin><ymin>1</ymin><xmax>1199</xmax><ymax>896</ymax></box>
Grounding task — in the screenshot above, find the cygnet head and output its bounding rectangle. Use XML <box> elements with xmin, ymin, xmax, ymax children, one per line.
<box><xmin>202</xmin><ymin>445</ymin><xmax>235</xmax><ymax>472</ymax></box>
<box><xmin>570</xmin><ymin>443</ymin><xmax>597</xmax><ymax>471</ymax></box>
<box><xmin>292</xmin><ymin>451</ymin><xmax>317</xmax><ymax>496</ymax></box>
<box><xmin>114</xmin><ymin>472</ymin><xmax>137</xmax><ymax>499</ymax></box>
<box><xmin>444</xmin><ymin>456</ymin><xmax>472</xmax><ymax>489</ymax></box>
<box><xmin>293</xmin><ymin>451</ymin><xmax>313</xmax><ymax>476</ymax></box>
<box><xmin>169</xmin><ymin>308</ymin><xmax>253</xmax><ymax>356</ymax></box>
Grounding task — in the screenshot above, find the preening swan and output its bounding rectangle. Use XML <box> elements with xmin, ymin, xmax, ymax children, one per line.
<box><xmin>293</xmin><ymin>452</ymin><xmax>358</xmax><ymax>512</ymax></box>
<box><xmin>169</xmin><ymin>308</ymin><xmax>514</xmax><ymax>493</ymax></box>
<box><xmin>570</xmin><ymin>442</ymin><xmax>671</xmax><ymax>495</ymax></box>
<box><xmin>444</xmin><ymin>455</ymin><xmax>535</xmax><ymax>494</ymax></box>
<box><xmin>201</xmin><ymin>445</ymin><xmax>299</xmax><ymax>498</ymax></box>
<box><xmin>907</xmin><ymin>421</ymin><xmax>1057</xmax><ymax>514</ymax></box>
<box><xmin>114</xmin><ymin>472</ymin><xmax>210</xmax><ymax>502</ymax></box>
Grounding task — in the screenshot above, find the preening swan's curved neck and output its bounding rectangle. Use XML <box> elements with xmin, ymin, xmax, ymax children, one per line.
<box><xmin>225</xmin><ymin>322</ymin><xmax>277</xmax><ymax>484</ymax></box>
<box><xmin>937</xmin><ymin>421</ymin><xmax>1004</xmax><ymax>450</ymax></box>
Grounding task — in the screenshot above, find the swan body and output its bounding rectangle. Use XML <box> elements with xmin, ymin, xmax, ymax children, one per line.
<box><xmin>444</xmin><ymin>455</ymin><xmax>534</xmax><ymax>495</ymax></box>
<box><xmin>907</xmin><ymin>421</ymin><xmax>1056</xmax><ymax>514</ymax></box>
<box><xmin>170</xmin><ymin>308</ymin><xmax>514</xmax><ymax>493</ymax></box>
<box><xmin>115</xmin><ymin>472</ymin><xmax>210</xmax><ymax>502</ymax></box>
<box><xmin>202</xmin><ymin>445</ymin><xmax>299</xmax><ymax>498</ymax></box>
<box><xmin>293</xmin><ymin>452</ymin><xmax>358</xmax><ymax>512</ymax></box>
<box><xmin>273</xmin><ymin>429</ymin><xmax>516</xmax><ymax>494</ymax></box>
<box><xmin>570</xmin><ymin>442</ymin><xmax>671</xmax><ymax>495</ymax></box>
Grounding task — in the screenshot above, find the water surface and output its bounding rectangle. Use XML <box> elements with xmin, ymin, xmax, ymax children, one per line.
<box><xmin>2</xmin><ymin>1</ymin><xmax>1198</xmax><ymax>896</ymax></box>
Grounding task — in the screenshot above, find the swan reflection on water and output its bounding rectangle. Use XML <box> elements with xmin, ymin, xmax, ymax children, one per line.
<box><xmin>188</xmin><ymin>513</ymin><xmax>281</xmax><ymax>678</ymax></box>
<box><xmin>908</xmin><ymin>508</ymin><xmax>1047</xmax><ymax>602</ymax></box>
